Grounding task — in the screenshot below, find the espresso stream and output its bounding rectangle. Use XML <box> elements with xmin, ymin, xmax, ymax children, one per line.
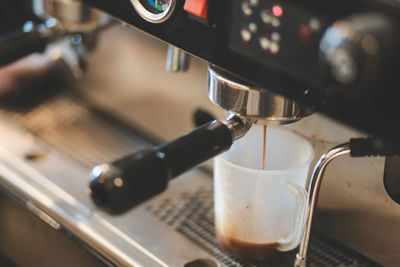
<box><xmin>262</xmin><ymin>125</ymin><xmax>267</xmax><ymax>170</ymax></box>
<box><xmin>217</xmin><ymin>125</ymin><xmax>279</xmax><ymax>260</ymax></box>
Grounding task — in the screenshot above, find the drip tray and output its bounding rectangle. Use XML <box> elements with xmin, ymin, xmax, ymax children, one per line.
<box><xmin>0</xmin><ymin>93</ymin><xmax>381</xmax><ymax>267</ymax></box>
<box><xmin>146</xmin><ymin>186</ymin><xmax>380</xmax><ymax>267</ymax></box>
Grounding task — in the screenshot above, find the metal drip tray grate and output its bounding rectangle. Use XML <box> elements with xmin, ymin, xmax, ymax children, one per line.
<box><xmin>147</xmin><ymin>187</ymin><xmax>381</xmax><ymax>267</ymax></box>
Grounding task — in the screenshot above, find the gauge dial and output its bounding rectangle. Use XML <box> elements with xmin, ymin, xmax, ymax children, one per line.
<box><xmin>142</xmin><ymin>0</ymin><xmax>171</xmax><ymax>13</ymax></box>
<box><xmin>131</xmin><ymin>0</ymin><xmax>176</xmax><ymax>23</ymax></box>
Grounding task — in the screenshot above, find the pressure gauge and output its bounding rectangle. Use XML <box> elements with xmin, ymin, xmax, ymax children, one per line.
<box><xmin>131</xmin><ymin>0</ymin><xmax>176</xmax><ymax>23</ymax></box>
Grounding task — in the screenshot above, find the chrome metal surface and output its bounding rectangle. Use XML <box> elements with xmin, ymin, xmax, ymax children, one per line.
<box><xmin>223</xmin><ymin>111</ymin><xmax>254</xmax><ymax>141</ymax></box>
<box><xmin>33</xmin><ymin>18</ymin><xmax>59</xmax><ymax>40</ymax></box>
<box><xmin>167</xmin><ymin>45</ymin><xmax>189</xmax><ymax>72</ymax></box>
<box><xmin>0</xmin><ymin>94</ymin><xmax>378</xmax><ymax>267</ymax></box>
<box><xmin>33</xmin><ymin>0</ymin><xmax>111</xmax><ymax>32</ymax></box>
<box><xmin>295</xmin><ymin>143</ymin><xmax>351</xmax><ymax>267</ymax></box>
<box><xmin>0</xmin><ymin>97</ymin><xmax>214</xmax><ymax>266</ymax></box>
<box><xmin>0</xmin><ymin>187</ymin><xmax>114</xmax><ymax>267</ymax></box>
<box><xmin>207</xmin><ymin>65</ymin><xmax>312</xmax><ymax>125</ymax></box>
<box><xmin>130</xmin><ymin>0</ymin><xmax>176</xmax><ymax>23</ymax></box>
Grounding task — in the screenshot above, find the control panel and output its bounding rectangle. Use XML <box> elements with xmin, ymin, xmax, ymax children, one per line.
<box><xmin>230</xmin><ymin>0</ymin><xmax>325</xmax><ymax>87</ymax></box>
<box><xmin>81</xmin><ymin>0</ymin><xmax>400</xmax><ymax>142</ymax></box>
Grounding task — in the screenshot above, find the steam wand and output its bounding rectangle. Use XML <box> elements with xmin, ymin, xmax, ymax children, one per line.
<box><xmin>89</xmin><ymin>112</ymin><xmax>253</xmax><ymax>215</ymax></box>
<box><xmin>295</xmin><ymin>137</ymin><xmax>399</xmax><ymax>267</ymax></box>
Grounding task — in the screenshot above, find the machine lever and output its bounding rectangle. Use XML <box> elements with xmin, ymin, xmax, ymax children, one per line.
<box><xmin>89</xmin><ymin>114</ymin><xmax>252</xmax><ymax>215</ymax></box>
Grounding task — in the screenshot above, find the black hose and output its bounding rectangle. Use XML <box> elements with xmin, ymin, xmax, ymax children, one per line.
<box><xmin>350</xmin><ymin>137</ymin><xmax>399</xmax><ymax>157</ymax></box>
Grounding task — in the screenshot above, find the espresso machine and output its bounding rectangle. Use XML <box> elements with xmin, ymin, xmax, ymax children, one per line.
<box><xmin>1</xmin><ymin>0</ymin><xmax>400</xmax><ymax>266</ymax></box>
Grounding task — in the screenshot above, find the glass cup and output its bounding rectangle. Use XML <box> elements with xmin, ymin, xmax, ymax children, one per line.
<box><xmin>214</xmin><ymin>125</ymin><xmax>314</xmax><ymax>260</ymax></box>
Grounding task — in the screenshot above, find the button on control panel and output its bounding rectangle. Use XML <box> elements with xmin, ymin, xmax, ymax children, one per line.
<box><xmin>230</xmin><ymin>0</ymin><xmax>325</xmax><ymax>86</ymax></box>
<box><xmin>184</xmin><ymin>0</ymin><xmax>208</xmax><ymax>19</ymax></box>
<box><xmin>239</xmin><ymin>2</ymin><xmax>284</xmax><ymax>54</ymax></box>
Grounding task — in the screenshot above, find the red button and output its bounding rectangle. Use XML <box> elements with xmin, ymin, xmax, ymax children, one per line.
<box><xmin>184</xmin><ymin>0</ymin><xmax>208</xmax><ymax>20</ymax></box>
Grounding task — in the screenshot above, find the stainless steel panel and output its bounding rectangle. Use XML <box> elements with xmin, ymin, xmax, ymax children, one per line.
<box><xmin>0</xmin><ymin>92</ymin><xmax>381</xmax><ymax>266</ymax></box>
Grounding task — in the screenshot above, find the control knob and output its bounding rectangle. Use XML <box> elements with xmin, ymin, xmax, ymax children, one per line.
<box><xmin>319</xmin><ymin>12</ymin><xmax>400</xmax><ymax>99</ymax></box>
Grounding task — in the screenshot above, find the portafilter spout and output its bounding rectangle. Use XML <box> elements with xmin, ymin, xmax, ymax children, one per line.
<box><xmin>208</xmin><ymin>65</ymin><xmax>313</xmax><ymax>124</ymax></box>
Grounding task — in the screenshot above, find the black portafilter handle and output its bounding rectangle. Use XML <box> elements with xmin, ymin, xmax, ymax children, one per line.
<box><xmin>0</xmin><ymin>20</ymin><xmax>59</xmax><ymax>67</ymax></box>
<box><xmin>89</xmin><ymin>114</ymin><xmax>253</xmax><ymax>215</ymax></box>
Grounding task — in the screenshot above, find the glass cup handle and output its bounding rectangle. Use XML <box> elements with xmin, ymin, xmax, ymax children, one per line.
<box><xmin>277</xmin><ymin>179</ymin><xmax>308</xmax><ymax>251</ymax></box>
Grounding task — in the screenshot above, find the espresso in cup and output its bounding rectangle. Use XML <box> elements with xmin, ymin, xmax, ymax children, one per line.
<box><xmin>217</xmin><ymin>234</ymin><xmax>279</xmax><ymax>259</ymax></box>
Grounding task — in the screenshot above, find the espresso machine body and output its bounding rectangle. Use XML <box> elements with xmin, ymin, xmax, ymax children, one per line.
<box><xmin>79</xmin><ymin>0</ymin><xmax>400</xmax><ymax>263</ymax></box>
<box><xmin>82</xmin><ymin>0</ymin><xmax>400</xmax><ymax>142</ymax></box>
<box><xmin>1</xmin><ymin>0</ymin><xmax>400</xmax><ymax>266</ymax></box>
